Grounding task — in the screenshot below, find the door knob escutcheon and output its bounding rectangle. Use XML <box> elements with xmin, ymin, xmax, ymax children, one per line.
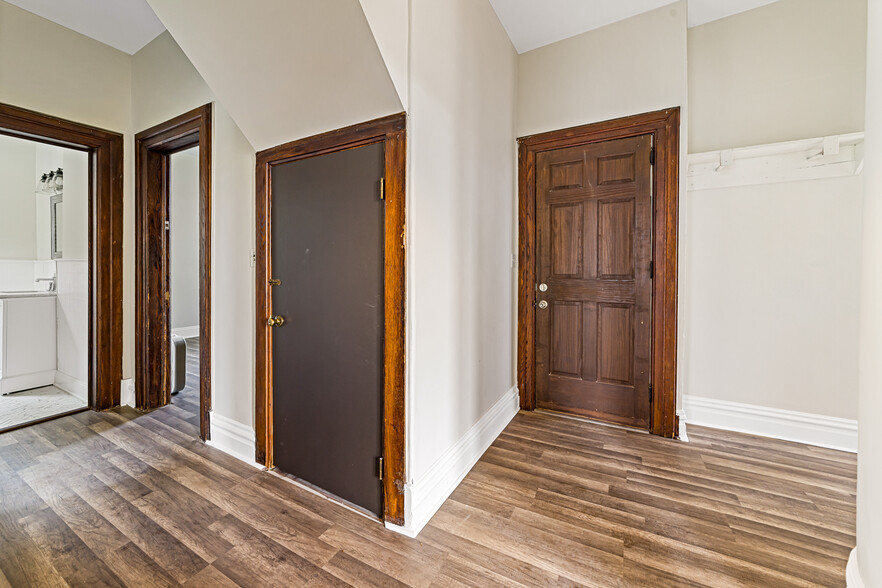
<box><xmin>267</xmin><ymin>315</ymin><xmax>286</xmax><ymax>327</ymax></box>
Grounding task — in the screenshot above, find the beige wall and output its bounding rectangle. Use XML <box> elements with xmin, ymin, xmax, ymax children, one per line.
<box><xmin>144</xmin><ymin>0</ymin><xmax>402</xmax><ymax>151</ymax></box>
<box><xmin>131</xmin><ymin>32</ymin><xmax>257</xmax><ymax>427</ymax></box>
<box><xmin>685</xmin><ymin>175</ymin><xmax>863</xmax><ymax>419</ymax></box>
<box><xmin>0</xmin><ymin>2</ymin><xmax>131</xmax><ymax>134</ymax></box>
<box><xmin>407</xmin><ymin>0</ymin><xmax>517</xmax><ymax>485</ymax></box>
<box><xmin>517</xmin><ymin>1</ymin><xmax>688</xmax><ymax>138</ymax></box>
<box><xmin>359</xmin><ymin>0</ymin><xmax>409</xmax><ymax>109</ymax></box>
<box><xmin>688</xmin><ymin>0</ymin><xmax>867</xmax><ymax>153</ymax></box>
<box><xmin>856</xmin><ymin>0</ymin><xmax>882</xmax><ymax>583</ymax></box>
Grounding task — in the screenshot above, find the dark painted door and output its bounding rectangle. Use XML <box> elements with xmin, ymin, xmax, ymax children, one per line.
<box><xmin>535</xmin><ymin>135</ymin><xmax>653</xmax><ymax>429</ymax></box>
<box><xmin>271</xmin><ymin>142</ymin><xmax>385</xmax><ymax>516</ymax></box>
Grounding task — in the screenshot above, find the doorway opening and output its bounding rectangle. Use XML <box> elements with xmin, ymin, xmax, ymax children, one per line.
<box><xmin>0</xmin><ymin>102</ymin><xmax>124</xmax><ymax>433</ymax></box>
<box><xmin>255</xmin><ymin>113</ymin><xmax>407</xmax><ymax>525</ymax></box>
<box><xmin>134</xmin><ymin>104</ymin><xmax>212</xmax><ymax>440</ymax></box>
<box><xmin>517</xmin><ymin>108</ymin><xmax>680</xmax><ymax>438</ymax></box>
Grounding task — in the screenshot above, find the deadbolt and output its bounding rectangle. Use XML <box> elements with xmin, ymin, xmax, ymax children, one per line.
<box><xmin>267</xmin><ymin>315</ymin><xmax>286</xmax><ymax>327</ymax></box>
<box><xmin>538</xmin><ymin>300</ymin><xmax>548</xmax><ymax>310</ymax></box>
<box><xmin>538</xmin><ymin>283</ymin><xmax>548</xmax><ymax>292</ymax></box>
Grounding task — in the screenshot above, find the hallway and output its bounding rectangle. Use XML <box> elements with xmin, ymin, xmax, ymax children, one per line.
<box><xmin>0</xmin><ymin>404</ymin><xmax>855</xmax><ymax>587</ymax></box>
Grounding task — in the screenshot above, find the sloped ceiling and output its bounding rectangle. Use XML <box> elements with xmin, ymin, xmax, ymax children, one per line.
<box><xmin>145</xmin><ymin>0</ymin><xmax>402</xmax><ymax>151</ymax></box>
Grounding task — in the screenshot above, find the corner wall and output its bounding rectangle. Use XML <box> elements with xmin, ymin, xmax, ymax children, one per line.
<box><xmin>855</xmin><ymin>0</ymin><xmax>882</xmax><ymax>583</ymax></box>
<box><xmin>131</xmin><ymin>32</ymin><xmax>257</xmax><ymax>430</ymax></box>
<box><xmin>403</xmin><ymin>0</ymin><xmax>519</xmax><ymax>534</ymax></box>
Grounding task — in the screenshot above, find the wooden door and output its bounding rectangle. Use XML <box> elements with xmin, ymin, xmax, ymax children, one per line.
<box><xmin>270</xmin><ymin>141</ymin><xmax>385</xmax><ymax>517</ymax></box>
<box><xmin>535</xmin><ymin>135</ymin><xmax>653</xmax><ymax>428</ymax></box>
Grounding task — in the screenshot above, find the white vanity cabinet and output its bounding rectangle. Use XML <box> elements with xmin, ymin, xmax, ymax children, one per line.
<box><xmin>0</xmin><ymin>293</ymin><xmax>57</xmax><ymax>395</ymax></box>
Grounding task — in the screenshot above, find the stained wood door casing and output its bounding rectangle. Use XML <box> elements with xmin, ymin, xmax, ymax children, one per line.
<box><xmin>535</xmin><ymin>135</ymin><xmax>652</xmax><ymax>428</ymax></box>
<box><xmin>270</xmin><ymin>142</ymin><xmax>385</xmax><ymax>517</ymax></box>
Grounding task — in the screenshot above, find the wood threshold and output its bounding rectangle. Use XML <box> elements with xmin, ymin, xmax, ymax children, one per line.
<box><xmin>134</xmin><ymin>104</ymin><xmax>212</xmax><ymax>440</ymax></box>
<box><xmin>0</xmin><ymin>102</ymin><xmax>124</xmax><ymax>412</ymax></box>
<box><xmin>0</xmin><ymin>406</ymin><xmax>89</xmax><ymax>435</ymax></box>
<box><xmin>255</xmin><ymin>112</ymin><xmax>407</xmax><ymax>525</ymax></box>
<box><xmin>518</xmin><ymin>108</ymin><xmax>680</xmax><ymax>438</ymax></box>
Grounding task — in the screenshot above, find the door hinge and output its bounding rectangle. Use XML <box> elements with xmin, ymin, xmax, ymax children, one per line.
<box><xmin>379</xmin><ymin>177</ymin><xmax>385</xmax><ymax>201</ymax></box>
<box><xmin>378</xmin><ymin>457</ymin><xmax>384</xmax><ymax>480</ymax></box>
<box><xmin>401</xmin><ymin>226</ymin><xmax>406</xmax><ymax>249</ymax></box>
<box><xmin>649</xmin><ymin>147</ymin><xmax>655</xmax><ymax>166</ymax></box>
<box><xmin>649</xmin><ymin>260</ymin><xmax>653</xmax><ymax>279</ymax></box>
<box><xmin>649</xmin><ymin>383</ymin><xmax>653</xmax><ymax>403</ymax></box>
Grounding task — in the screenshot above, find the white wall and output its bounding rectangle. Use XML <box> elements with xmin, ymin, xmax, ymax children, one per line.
<box><xmin>169</xmin><ymin>147</ymin><xmax>200</xmax><ymax>332</ymax></box>
<box><xmin>685</xmin><ymin>174</ymin><xmax>862</xmax><ymax>420</ymax></box>
<box><xmin>855</xmin><ymin>0</ymin><xmax>882</xmax><ymax>584</ymax></box>
<box><xmin>131</xmin><ymin>31</ymin><xmax>257</xmax><ymax>428</ymax></box>
<box><xmin>0</xmin><ymin>134</ymin><xmax>36</xmax><ymax>260</ymax></box>
<box><xmin>406</xmin><ymin>0</ymin><xmax>517</xmax><ymax>520</ymax></box>
<box><xmin>55</xmin><ymin>259</ymin><xmax>88</xmax><ymax>394</ymax></box>
<box><xmin>688</xmin><ymin>0</ymin><xmax>867</xmax><ymax>153</ymax></box>
<box><xmin>61</xmin><ymin>149</ymin><xmax>88</xmax><ymax>261</ymax></box>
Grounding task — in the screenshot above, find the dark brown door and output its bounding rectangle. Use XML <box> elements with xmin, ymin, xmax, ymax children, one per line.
<box><xmin>270</xmin><ymin>142</ymin><xmax>385</xmax><ymax>517</ymax></box>
<box><xmin>535</xmin><ymin>135</ymin><xmax>653</xmax><ymax>428</ymax></box>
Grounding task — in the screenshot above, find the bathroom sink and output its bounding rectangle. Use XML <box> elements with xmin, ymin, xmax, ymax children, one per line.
<box><xmin>0</xmin><ymin>291</ymin><xmax>55</xmax><ymax>299</ymax></box>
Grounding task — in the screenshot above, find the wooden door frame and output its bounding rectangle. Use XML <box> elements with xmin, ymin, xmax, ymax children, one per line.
<box><xmin>0</xmin><ymin>102</ymin><xmax>123</xmax><ymax>411</ymax></box>
<box><xmin>255</xmin><ymin>112</ymin><xmax>407</xmax><ymax>525</ymax></box>
<box><xmin>518</xmin><ymin>107</ymin><xmax>680</xmax><ymax>438</ymax></box>
<box><xmin>135</xmin><ymin>104</ymin><xmax>212</xmax><ymax>440</ymax></box>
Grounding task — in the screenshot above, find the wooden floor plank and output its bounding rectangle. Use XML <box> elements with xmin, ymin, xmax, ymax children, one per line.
<box><xmin>0</xmin><ymin>358</ymin><xmax>856</xmax><ymax>588</ymax></box>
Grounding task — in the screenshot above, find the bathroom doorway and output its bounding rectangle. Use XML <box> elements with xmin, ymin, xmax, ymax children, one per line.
<box><xmin>0</xmin><ymin>102</ymin><xmax>124</xmax><ymax>432</ymax></box>
<box><xmin>134</xmin><ymin>105</ymin><xmax>212</xmax><ymax>440</ymax></box>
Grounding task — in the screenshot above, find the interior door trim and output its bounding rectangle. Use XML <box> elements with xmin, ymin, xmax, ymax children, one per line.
<box><xmin>134</xmin><ymin>104</ymin><xmax>212</xmax><ymax>440</ymax></box>
<box><xmin>0</xmin><ymin>102</ymin><xmax>124</xmax><ymax>411</ymax></box>
<box><xmin>255</xmin><ymin>112</ymin><xmax>407</xmax><ymax>525</ymax></box>
<box><xmin>517</xmin><ymin>107</ymin><xmax>680</xmax><ymax>438</ymax></box>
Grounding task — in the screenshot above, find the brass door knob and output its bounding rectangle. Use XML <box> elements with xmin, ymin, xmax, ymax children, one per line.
<box><xmin>267</xmin><ymin>315</ymin><xmax>286</xmax><ymax>327</ymax></box>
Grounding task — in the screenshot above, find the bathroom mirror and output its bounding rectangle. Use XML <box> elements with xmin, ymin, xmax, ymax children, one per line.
<box><xmin>50</xmin><ymin>194</ymin><xmax>63</xmax><ymax>260</ymax></box>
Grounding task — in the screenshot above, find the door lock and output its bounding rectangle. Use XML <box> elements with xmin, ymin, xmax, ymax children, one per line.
<box><xmin>538</xmin><ymin>283</ymin><xmax>548</xmax><ymax>292</ymax></box>
<box><xmin>267</xmin><ymin>315</ymin><xmax>286</xmax><ymax>327</ymax></box>
<box><xmin>537</xmin><ymin>300</ymin><xmax>548</xmax><ymax>310</ymax></box>
<box><xmin>268</xmin><ymin>278</ymin><xmax>282</xmax><ymax>286</ymax></box>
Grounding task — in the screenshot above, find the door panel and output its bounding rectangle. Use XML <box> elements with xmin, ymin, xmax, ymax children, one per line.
<box><xmin>270</xmin><ymin>142</ymin><xmax>385</xmax><ymax>517</ymax></box>
<box><xmin>535</xmin><ymin>135</ymin><xmax>652</xmax><ymax>428</ymax></box>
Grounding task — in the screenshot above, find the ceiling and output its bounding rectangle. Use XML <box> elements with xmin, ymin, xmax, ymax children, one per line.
<box><xmin>489</xmin><ymin>0</ymin><xmax>781</xmax><ymax>53</ymax></box>
<box><xmin>6</xmin><ymin>0</ymin><xmax>781</xmax><ymax>58</ymax></box>
<box><xmin>4</xmin><ymin>0</ymin><xmax>165</xmax><ymax>55</ymax></box>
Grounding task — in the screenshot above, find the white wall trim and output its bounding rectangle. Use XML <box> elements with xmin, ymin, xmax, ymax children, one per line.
<box><xmin>172</xmin><ymin>325</ymin><xmax>200</xmax><ymax>339</ymax></box>
<box><xmin>120</xmin><ymin>378</ymin><xmax>135</xmax><ymax>408</ymax></box>
<box><xmin>54</xmin><ymin>371</ymin><xmax>87</xmax><ymax>403</ymax></box>
<box><xmin>847</xmin><ymin>548</ymin><xmax>865</xmax><ymax>588</ymax></box>
<box><xmin>206</xmin><ymin>411</ymin><xmax>263</xmax><ymax>469</ymax></box>
<box><xmin>677</xmin><ymin>408</ymin><xmax>688</xmax><ymax>442</ymax></box>
<box><xmin>386</xmin><ymin>386</ymin><xmax>520</xmax><ymax>538</ymax></box>
<box><xmin>0</xmin><ymin>370</ymin><xmax>56</xmax><ymax>395</ymax></box>
<box><xmin>688</xmin><ymin>132</ymin><xmax>864</xmax><ymax>191</ymax></box>
<box><xmin>684</xmin><ymin>395</ymin><xmax>857</xmax><ymax>453</ymax></box>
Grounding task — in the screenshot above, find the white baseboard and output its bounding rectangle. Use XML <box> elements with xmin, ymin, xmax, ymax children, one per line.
<box><xmin>847</xmin><ymin>548</ymin><xmax>865</xmax><ymax>588</ymax></box>
<box><xmin>0</xmin><ymin>370</ymin><xmax>56</xmax><ymax>395</ymax></box>
<box><xmin>386</xmin><ymin>386</ymin><xmax>520</xmax><ymax>538</ymax></box>
<box><xmin>677</xmin><ymin>408</ymin><xmax>689</xmax><ymax>442</ymax></box>
<box><xmin>172</xmin><ymin>325</ymin><xmax>200</xmax><ymax>339</ymax></box>
<box><xmin>206</xmin><ymin>412</ymin><xmax>263</xmax><ymax>469</ymax></box>
<box><xmin>120</xmin><ymin>379</ymin><xmax>135</xmax><ymax>408</ymax></box>
<box><xmin>683</xmin><ymin>395</ymin><xmax>857</xmax><ymax>452</ymax></box>
<box><xmin>54</xmin><ymin>371</ymin><xmax>87</xmax><ymax>402</ymax></box>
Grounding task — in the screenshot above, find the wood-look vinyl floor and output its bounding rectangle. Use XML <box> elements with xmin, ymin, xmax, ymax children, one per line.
<box><xmin>0</xmin><ymin>385</ymin><xmax>855</xmax><ymax>586</ymax></box>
